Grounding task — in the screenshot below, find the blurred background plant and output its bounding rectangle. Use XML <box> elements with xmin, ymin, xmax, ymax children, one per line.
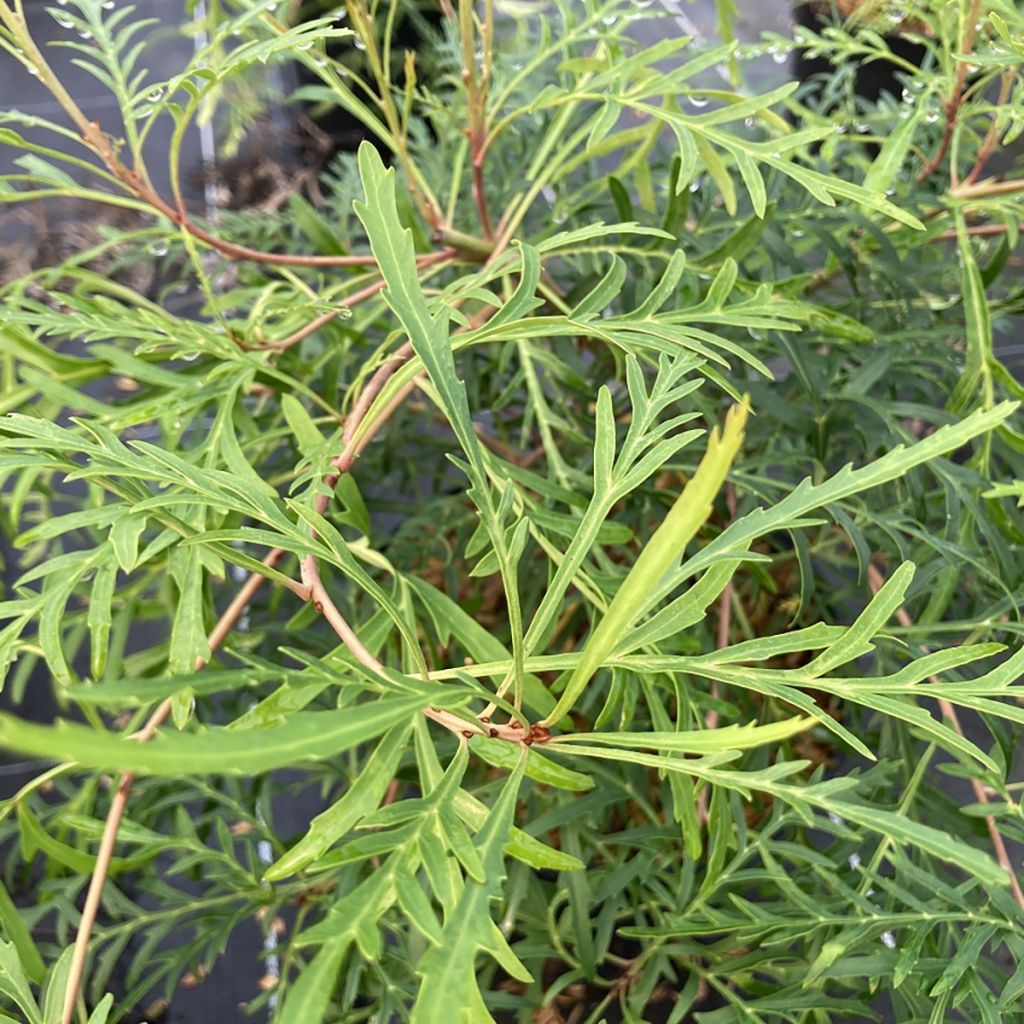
<box><xmin>0</xmin><ymin>1</ymin><xmax>1023</xmax><ymax>1022</ymax></box>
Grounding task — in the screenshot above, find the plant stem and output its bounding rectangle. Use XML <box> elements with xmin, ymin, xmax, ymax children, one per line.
<box><xmin>253</xmin><ymin>251</ymin><xmax>454</xmax><ymax>352</ymax></box>
<box><xmin>962</xmin><ymin>68</ymin><xmax>1018</xmax><ymax>187</ymax></box>
<box><xmin>459</xmin><ymin>0</ymin><xmax>494</xmax><ymax>238</ymax></box>
<box><xmin>917</xmin><ymin>0</ymin><xmax>984</xmax><ymax>184</ymax></box>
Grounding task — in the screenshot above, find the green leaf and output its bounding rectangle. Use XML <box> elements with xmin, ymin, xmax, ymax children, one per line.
<box><xmin>0</xmin><ymin>941</ymin><xmax>40</xmax><ymax>1024</ymax></box>
<box><xmin>0</xmin><ymin>880</ymin><xmax>44</xmax><ymax>985</ymax></box>
<box><xmin>862</xmin><ymin>108</ymin><xmax>921</xmax><ymax>196</ymax></box>
<box><xmin>264</xmin><ymin>723</ymin><xmax>412</xmax><ymax>880</ymax></box>
<box><xmin>85</xmin><ymin>995</ymin><xmax>114</xmax><ymax>1024</ymax></box>
<box><xmin>552</xmin><ymin>716</ymin><xmax>812</xmax><ymax>754</ymax></box>
<box><xmin>0</xmin><ymin>696</ymin><xmax>438</xmax><ymax>776</ymax></box>
<box><xmin>412</xmin><ymin>754</ymin><xmax>527</xmax><ymax>1023</ymax></box>
<box><xmin>276</xmin><ymin>936</ymin><xmax>346</xmax><ymax>1024</ymax></box>
<box><xmin>168</xmin><ymin>545</ymin><xmax>209</xmax><ymax>725</ymax></box>
<box><xmin>471</xmin><ymin>735</ymin><xmax>593</xmax><ymax>791</ymax></box>
<box><xmin>669</xmin><ymin>401</ymin><xmax>1018</xmax><ymax>600</ymax></box>
<box><xmin>282</xmin><ymin>394</ymin><xmax>326</xmax><ymax>456</ymax></box>
<box><xmin>87</xmin><ymin>559</ymin><xmax>117</xmax><ymax>680</ymax></box>
<box><xmin>353</xmin><ymin>143</ymin><xmax>488</xmax><ymax>495</ymax></box>
<box><xmin>799</xmin><ymin>795</ymin><xmax>1010</xmax><ymax>890</ymax></box>
<box><xmin>804</xmin><ymin>562</ymin><xmax>915</xmax><ymax>676</ymax></box>
<box><xmin>949</xmin><ymin>212</ymin><xmax>994</xmax><ymax>418</ymax></box>
<box><xmin>40</xmin><ymin>947</ymin><xmax>72</xmax><ymax>1024</ymax></box>
<box><xmin>108</xmin><ymin>514</ymin><xmax>147</xmax><ymax>573</ymax></box>
<box><xmin>543</xmin><ymin>399</ymin><xmax>749</xmax><ymax>724</ymax></box>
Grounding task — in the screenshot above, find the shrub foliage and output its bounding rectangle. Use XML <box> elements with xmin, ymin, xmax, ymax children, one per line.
<box><xmin>1</xmin><ymin>0</ymin><xmax>1024</xmax><ymax>1021</ymax></box>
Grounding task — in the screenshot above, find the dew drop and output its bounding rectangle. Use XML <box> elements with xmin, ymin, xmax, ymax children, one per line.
<box><xmin>54</xmin><ymin>13</ymin><xmax>74</xmax><ymax>28</ymax></box>
<box><xmin>102</xmin><ymin>0</ymin><xmax>115</xmax><ymax>7</ymax></box>
<box><xmin>148</xmin><ymin>240</ymin><xmax>169</xmax><ymax>256</ymax></box>
<box><xmin>855</xmin><ymin>121</ymin><xmax>870</xmax><ymax>133</ymax></box>
<box><xmin>147</xmin><ymin>87</ymin><xmax>164</xmax><ymax>101</ymax></box>
<box><xmin>687</xmin><ymin>93</ymin><xmax>708</xmax><ymax>108</ymax></box>
<box><xmin>27</xmin><ymin>65</ymin><xmax>39</xmax><ymax>77</ymax></box>
<box><xmin>772</xmin><ymin>49</ymin><xmax>788</xmax><ymax>64</ymax></box>
<box><xmin>353</xmin><ymin>37</ymin><xmax>366</xmax><ymax>51</ymax></box>
<box><xmin>297</xmin><ymin>41</ymin><xmax>314</xmax><ymax>51</ymax></box>
<box><xmin>78</xmin><ymin>29</ymin><xmax>92</xmax><ymax>39</ymax></box>
<box><xmin>924</xmin><ymin>111</ymin><xmax>939</xmax><ymax>123</ymax></box>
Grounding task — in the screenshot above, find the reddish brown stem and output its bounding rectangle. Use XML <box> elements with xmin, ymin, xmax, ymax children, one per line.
<box><xmin>81</xmin><ymin>121</ymin><xmax>444</xmax><ymax>270</ymax></box>
<box><xmin>962</xmin><ymin>68</ymin><xmax>1018</xmax><ymax>187</ymax></box>
<box><xmin>472</xmin><ymin>159</ymin><xmax>493</xmax><ymax>240</ymax></box>
<box><xmin>253</xmin><ymin>280</ymin><xmax>389</xmax><ymax>352</ymax></box>
<box><xmin>254</xmin><ymin>250</ymin><xmax>455</xmax><ymax>352</ymax></box>
<box><xmin>917</xmin><ymin>0</ymin><xmax>983</xmax><ymax>185</ymax></box>
<box><xmin>866</xmin><ymin>562</ymin><xmax>1024</xmax><ymax>910</ymax></box>
<box><xmin>934</xmin><ymin>222</ymin><xmax>1009</xmax><ymax>241</ymax></box>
